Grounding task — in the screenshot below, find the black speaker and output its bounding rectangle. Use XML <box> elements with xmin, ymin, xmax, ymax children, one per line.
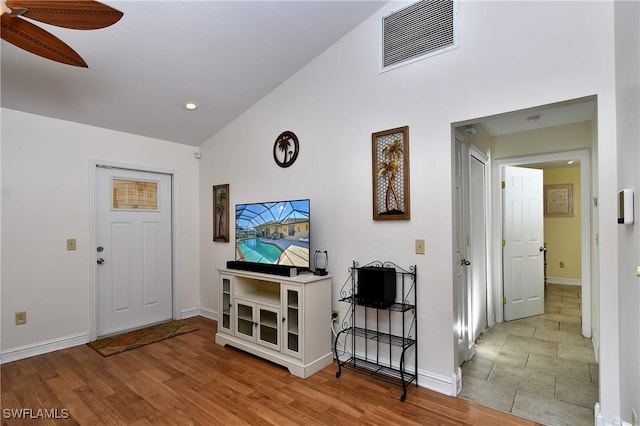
<box><xmin>226</xmin><ymin>261</ymin><xmax>297</xmax><ymax>277</ymax></box>
<box><xmin>356</xmin><ymin>266</ymin><xmax>396</xmax><ymax>308</ymax></box>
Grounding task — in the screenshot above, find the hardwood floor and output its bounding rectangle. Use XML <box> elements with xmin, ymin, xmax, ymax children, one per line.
<box><xmin>1</xmin><ymin>317</ymin><xmax>541</xmax><ymax>425</ymax></box>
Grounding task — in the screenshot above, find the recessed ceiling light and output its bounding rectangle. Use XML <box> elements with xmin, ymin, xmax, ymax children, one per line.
<box><xmin>183</xmin><ymin>101</ymin><xmax>198</xmax><ymax>110</ymax></box>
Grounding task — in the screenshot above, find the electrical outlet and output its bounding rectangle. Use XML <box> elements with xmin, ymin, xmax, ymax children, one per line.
<box><xmin>559</xmin><ymin>261</ymin><xmax>565</xmax><ymax>268</ymax></box>
<box><xmin>415</xmin><ymin>239</ymin><xmax>425</xmax><ymax>254</ymax></box>
<box><xmin>332</xmin><ymin>311</ymin><xmax>339</xmax><ymax>323</ymax></box>
<box><xmin>15</xmin><ymin>311</ymin><xmax>27</xmax><ymax>325</ymax></box>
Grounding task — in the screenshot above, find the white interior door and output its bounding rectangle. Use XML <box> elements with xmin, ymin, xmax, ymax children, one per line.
<box><xmin>470</xmin><ymin>155</ymin><xmax>488</xmax><ymax>341</ymax></box>
<box><xmin>96</xmin><ymin>166</ymin><xmax>173</xmax><ymax>337</ymax></box>
<box><xmin>503</xmin><ymin>165</ymin><xmax>544</xmax><ymax>321</ymax></box>
<box><xmin>454</xmin><ymin>137</ymin><xmax>469</xmax><ymax>365</ymax></box>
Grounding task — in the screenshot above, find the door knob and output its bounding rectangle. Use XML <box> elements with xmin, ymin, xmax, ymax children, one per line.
<box><xmin>97</xmin><ymin>258</ymin><xmax>105</xmax><ymax>265</ymax></box>
<box><xmin>539</xmin><ymin>246</ymin><xmax>547</xmax><ymax>252</ymax></box>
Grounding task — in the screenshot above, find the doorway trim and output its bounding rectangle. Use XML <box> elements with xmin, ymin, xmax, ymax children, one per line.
<box><xmin>88</xmin><ymin>160</ymin><xmax>182</xmax><ymax>340</ymax></box>
<box><xmin>491</xmin><ymin>149</ymin><xmax>591</xmax><ymax>337</ymax></box>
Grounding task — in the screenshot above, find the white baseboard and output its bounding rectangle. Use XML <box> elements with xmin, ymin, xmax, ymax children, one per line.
<box><xmin>197</xmin><ymin>306</ymin><xmax>217</xmax><ymax>321</ymax></box>
<box><xmin>180</xmin><ymin>307</ymin><xmax>201</xmax><ymax>319</ymax></box>
<box><xmin>417</xmin><ymin>367</ymin><xmax>459</xmax><ymax>396</ymax></box>
<box><xmin>345</xmin><ymin>348</ymin><xmax>458</xmax><ymax>397</ymax></box>
<box><xmin>547</xmin><ymin>277</ymin><xmax>582</xmax><ymax>286</ymax></box>
<box><xmin>1</xmin><ymin>332</ymin><xmax>90</xmax><ymax>365</ymax></box>
<box><xmin>595</xmin><ymin>402</ymin><xmax>633</xmax><ymax>426</ymax></box>
<box><xmin>456</xmin><ymin>367</ymin><xmax>462</xmax><ymax>395</ymax></box>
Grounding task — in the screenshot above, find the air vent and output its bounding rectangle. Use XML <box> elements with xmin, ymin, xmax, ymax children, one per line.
<box><xmin>381</xmin><ymin>0</ymin><xmax>458</xmax><ymax>72</ymax></box>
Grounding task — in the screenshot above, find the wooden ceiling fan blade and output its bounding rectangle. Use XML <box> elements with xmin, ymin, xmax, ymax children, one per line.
<box><xmin>6</xmin><ymin>0</ymin><xmax>123</xmax><ymax>30</ymax></box>
<box><xmin>1</xmin><ymin>14</ymin><xmax>88</xmax><ymax>67</ymax></box>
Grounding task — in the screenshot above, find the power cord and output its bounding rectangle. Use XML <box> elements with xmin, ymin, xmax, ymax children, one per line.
<box><xmin>330</xmin><ymin>316</ymin><xmax>351</xmax><ymax>361</ymax></box>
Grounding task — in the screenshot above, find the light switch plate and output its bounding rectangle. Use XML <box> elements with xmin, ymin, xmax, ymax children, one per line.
<box><xmin>67</xmin><ymin>239</ymin><xmax>77</xmax><ymax>250</ymax></box>
<box><xmin>415</xmin><ymin>239</ymin><xmax>425</xmax><ymax>254</ymax></box>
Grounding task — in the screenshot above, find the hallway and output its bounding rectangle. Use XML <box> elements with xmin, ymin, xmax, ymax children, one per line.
<box><xmin>459</xmin><ymin>283</ymin><xmax>598</xmax><ymax>425</ymax></box>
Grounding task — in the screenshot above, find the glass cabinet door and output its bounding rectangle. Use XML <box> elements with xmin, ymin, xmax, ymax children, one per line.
<box><xmin>257</xmin><ymin>305</ymin><xmax>280</xmax><ymax>351</ymax></box>
<box><xmin>235</xmin><ymin>299</ymin><xmax>255</xmax><ymax>341</ymax></box>
<box><xmin>220</xmin><ymin>275</ymin><xmax>232</xmax><ymax>333</ymax></box>
<box><xmin>283</xmin><ymin>286</ymin><xmax>302</xmax><ymax>358</ymax></box>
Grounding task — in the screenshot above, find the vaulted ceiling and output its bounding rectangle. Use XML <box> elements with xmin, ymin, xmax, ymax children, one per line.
<box><xmin>1</xmin><ymin>1</ymin><xmax>596</xmax><ymax>148</ymax></box>
<box><xmin>1</xmin><ymin>1</ymin><xmax>387</xmax><ymax>146</ymax></box>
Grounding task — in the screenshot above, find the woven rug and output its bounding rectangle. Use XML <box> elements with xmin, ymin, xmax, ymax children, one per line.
<box><xmin>87</xmin><ymin>320</ymin><xmax>198</xmax><ymax>357</ymax></box>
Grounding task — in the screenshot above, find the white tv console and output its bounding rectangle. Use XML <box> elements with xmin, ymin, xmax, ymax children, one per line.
<box><xmin>215</xmin><ymin>268</ymin><xmax>333</xmax><ymax>379</ymax></box>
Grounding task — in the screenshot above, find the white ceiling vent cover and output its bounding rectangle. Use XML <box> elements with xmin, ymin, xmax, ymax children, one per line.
<box><xmin>381</xmin><ymin>0</ymin><xmax>458</xmax><ymax>72</ymax></box>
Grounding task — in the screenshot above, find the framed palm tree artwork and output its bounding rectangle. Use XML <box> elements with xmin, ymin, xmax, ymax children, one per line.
<box><xmin>213</xmin><ymin>184</ymin><xmax>229</xmax><ymax>242</ymax></box>
<box><xmin>372</xmin><ymin>126</ymin><xmax>410</xmax><ymax>221</ymax></box>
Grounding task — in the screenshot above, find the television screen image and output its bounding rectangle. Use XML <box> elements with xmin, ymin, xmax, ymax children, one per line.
<box><xmin>235</xmin><ymin>199</ymin><xmax>310</xmax><ymax>268</ymax></box>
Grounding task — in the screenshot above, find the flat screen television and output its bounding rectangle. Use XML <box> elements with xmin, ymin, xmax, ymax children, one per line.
<box><xmin>235</xmin><ymin>199</ymin><xmax>310</xmax><ymax>270</ymax></box>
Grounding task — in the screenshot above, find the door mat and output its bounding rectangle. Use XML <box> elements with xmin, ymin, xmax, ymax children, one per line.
<box><xmin>87</xmin><ymin>320</ymin><xmax>198</xmax><ymax>357</ymax></box>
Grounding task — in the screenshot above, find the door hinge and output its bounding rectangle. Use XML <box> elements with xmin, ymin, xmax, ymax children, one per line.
<box><xmin>503</xmin><ymin>297</ymin><xmax>507</xmax><ymax>304</ymax></box>
<box><xmin>501</xmin><ymin>181</ymin><xmax>505</xmax><ymax>189</ymax></box>
<box><xmin>502</xmin><ymin>239</ymin><xmax>506</xmax><ymax>247</ymax></box>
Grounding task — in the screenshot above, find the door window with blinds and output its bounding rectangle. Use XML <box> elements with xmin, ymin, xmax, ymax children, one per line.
<box><xmin>112</xmin><ymin>178</ymin><xmax>159</xmax><ymax>210</ymax></box>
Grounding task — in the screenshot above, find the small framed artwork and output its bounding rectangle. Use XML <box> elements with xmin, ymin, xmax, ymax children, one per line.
<box><xmin>273</xmin><ymin>130</ymin><xmax>300</xmax><ymax>168</ymax></box>
<box><xmin>544</xmin><ymin>183</ymin><xmax>573</xmax><ymax>217</ymax></box>
<box><xmin>372</xmin><ymin>126</ymin><xmax>410</xmax><ymax>220</ymax></box>
<box><xmin>213</xmin><ymin>184</ymin><xmax>229</xmax><ymax>242</ymax></box>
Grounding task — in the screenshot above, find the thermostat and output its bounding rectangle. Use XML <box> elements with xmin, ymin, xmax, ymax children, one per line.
<box><xmin>618</xmin><ymin>189</ymin><xmax>634</xmax><ymax>225</ymax></box>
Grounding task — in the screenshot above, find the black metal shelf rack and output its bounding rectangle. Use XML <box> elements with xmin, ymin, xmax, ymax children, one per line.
<box><xmin>334</xmin><ymin>261</ymin><xmax>417</xmax><ymax>401</ymax></box>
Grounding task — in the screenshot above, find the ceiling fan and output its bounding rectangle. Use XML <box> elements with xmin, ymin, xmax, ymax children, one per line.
<box><xmin>1</xmin><ymin>0</ymin><xmax>123</xmax><ymax>68</ymax></box>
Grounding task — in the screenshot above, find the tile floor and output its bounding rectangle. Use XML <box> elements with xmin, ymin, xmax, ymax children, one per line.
<box><xmin>459</xmin><ymin>283</ymin><xmax>598</xmax><ymax>426</ymax></box>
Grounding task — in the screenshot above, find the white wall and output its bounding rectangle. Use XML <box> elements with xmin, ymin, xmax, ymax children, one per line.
<box><xmin>199</xmin><ymin>0</ymin><xmax>621</xmax><ymax>417</ymax></box>
<box><xmin>1</xmin><ymin>109</ymin><xmax>200</xmax><ymax>358</ymax></box>
<box><xmin>614</xmin><ymin>0</ymin><xmax>640</xmax><ymax>421</ymax></box>
<box><xmin>491</xmin><ymin>121</ymin><xmax>592</xmax><ymax>160</ymax></box>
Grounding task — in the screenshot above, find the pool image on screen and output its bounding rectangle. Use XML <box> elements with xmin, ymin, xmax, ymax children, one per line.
<box><xmin>235</xmin><ymin>199</ymin><xmax>310</xmax><ymax>268</ymax></box>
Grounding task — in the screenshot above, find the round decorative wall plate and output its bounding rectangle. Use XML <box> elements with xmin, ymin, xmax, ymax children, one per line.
<box><xmin>273</xmin><ymin>131</ymin><xmax>299</xmax><ymax>168</ymax></box>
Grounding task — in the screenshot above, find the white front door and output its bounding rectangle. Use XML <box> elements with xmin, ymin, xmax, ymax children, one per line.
<box><xmin>96</xmin><ymin>166</ymin><xmax>173</xmax><ymax>337</ymax></box>
<box><xmin>503</xmin><ymin>165</ymin><xmax>544</xmax><ymax>321</ymax></box>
